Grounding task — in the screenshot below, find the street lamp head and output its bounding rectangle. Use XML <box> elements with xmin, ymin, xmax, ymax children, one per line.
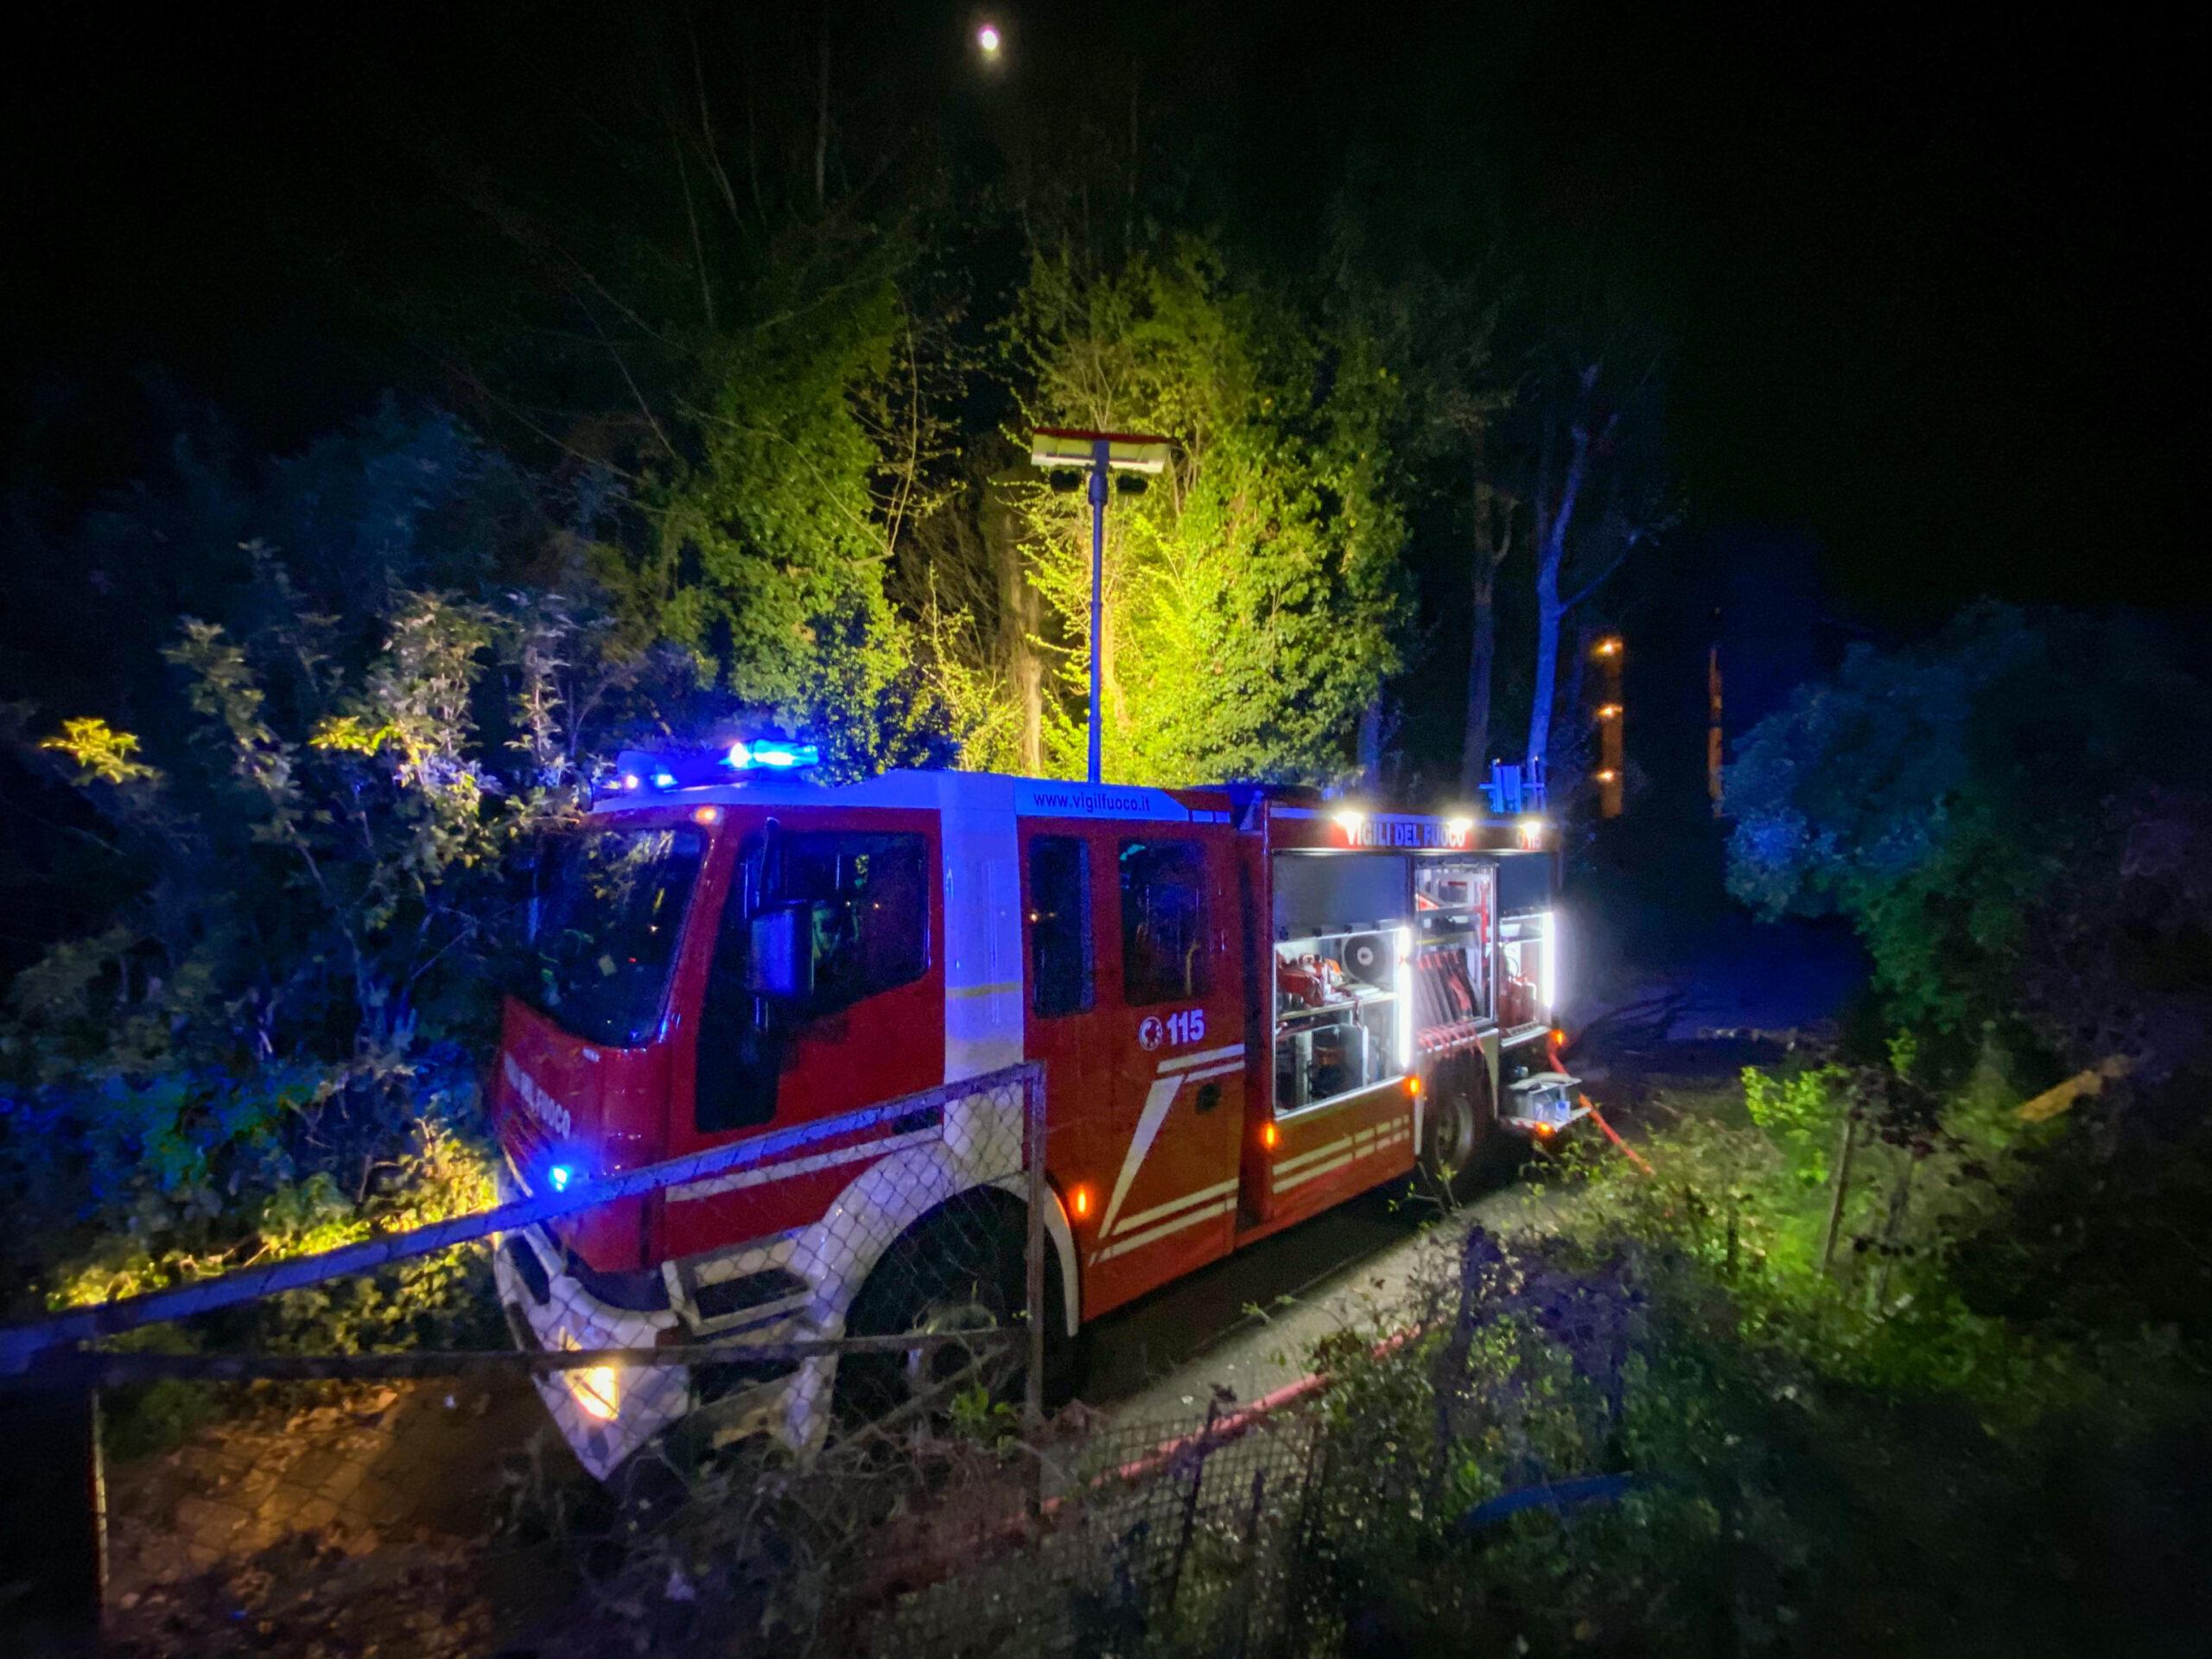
<box><xmin>976</xmin><ymin>22</ymin><xmax>1002</xmax><ymax>56</ymax></box>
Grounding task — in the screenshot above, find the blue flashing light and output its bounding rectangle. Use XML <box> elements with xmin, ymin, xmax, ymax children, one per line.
<box><xmin>721</xmin><ymin>739</ymin><xmax>820</xmax><ymax>772</ymax></box>
<box><xmin>547</xmin><ymin>1163</ymin><xmax>574</xmax><ymax>1193</ymax></box>
<box><xmin>652</xmin><ymin>770</ymin><xmax>677</xmax><ymax>790</ymax></box>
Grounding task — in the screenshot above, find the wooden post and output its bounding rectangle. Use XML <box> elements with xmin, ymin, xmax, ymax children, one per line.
<box><xmin>0</xmin><ymin>1354</ymin><xmax>106</xmax><ymax>1638</ymax></box>
<box><xmin>1819</xmin><ymin>1113</ymin><xmax>1859</xmax><ymax>1273</ymax></box>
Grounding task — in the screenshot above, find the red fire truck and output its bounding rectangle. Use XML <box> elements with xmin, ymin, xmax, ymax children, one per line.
<box><xmin>490</xmin><ymin>750</ymin><xmax>1577</xmax><ymax>1477</ymax></box>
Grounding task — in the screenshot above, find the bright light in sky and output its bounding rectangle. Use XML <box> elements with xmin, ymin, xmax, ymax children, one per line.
<box><xmin>977</xmin><ymin>23</ymin><xmax>1001</xmax><ymax>55</ymax></box>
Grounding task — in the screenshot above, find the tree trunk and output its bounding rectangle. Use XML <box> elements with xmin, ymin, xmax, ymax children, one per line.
<box><xmin>1459</xmin><ymin>430</ymin><xmax>1509</xmax><ymax>798</ymax></box>
<box><xmin>814</xmin><ymin>7</ymin><xmax>830</xmax><ymax>211</ymax></box>
<box><xmin>1525</xmin><ymin>386</ymin><xmax>1597</xmax><ymax>772</ymax></box>
<box><xmin>1460</xmin><ymin>563</ymin><xmax>1497</xmax><ymax>797</ymax></box>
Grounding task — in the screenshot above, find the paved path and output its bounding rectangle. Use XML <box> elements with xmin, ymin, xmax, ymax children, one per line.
<box><xmin>1082</xmin><ymin>1172</ymin><xmax>1554</xmax><ymax>1433</ymax></box>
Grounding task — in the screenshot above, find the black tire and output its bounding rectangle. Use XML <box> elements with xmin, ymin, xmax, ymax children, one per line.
<box><xmin>834</xmin><ymin>1192</ymin><xmax>1076</xmax><ymax>1428</ymax></box>
<box><xmin>1418</xmin><ymin>1058</ymin><xmax>1496</xmax><ymax>1204</ymax></box>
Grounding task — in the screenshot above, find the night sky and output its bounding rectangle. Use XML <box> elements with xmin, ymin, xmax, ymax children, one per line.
<box><xmin>3</xmin><ymin>3</ymin><xmax>2203</xmax><ymax>626</ymax></box>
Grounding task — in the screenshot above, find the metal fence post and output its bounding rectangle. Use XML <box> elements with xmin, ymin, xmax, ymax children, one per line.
<box><xmin>0</xmin><ymin>1351</ymin><xmax>106</xmax><ymax>1637</ymax></box>
<box><xmin>1023</xmin><ymin>1062</ymin><xmax>1047</xmax><ymax>1436</ymax></box>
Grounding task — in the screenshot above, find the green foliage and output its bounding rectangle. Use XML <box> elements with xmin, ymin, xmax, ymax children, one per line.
<box><xmin>1741</xmin><ymin>1062</ymin><xmax>1847</xmax><ymax>1187</ymax></box>
<box><xmin>1726</xmin><ymin>603</ymin><xmax>2207</xmax><ymax>1063</ymax></box>
<box><xmin>1009</xmin><ymin>245</ymin><xmax>1409</xmax><ymax>784</ymax></box>
<box><xmin>646</xmin><ymin>236</ymin><xmax>957</xmax><ymax>778</ymax></box>
<box><xmin>0</xmin><ymin>410</ymin><xmax>653</xmax><ymax>1360</ymax></box>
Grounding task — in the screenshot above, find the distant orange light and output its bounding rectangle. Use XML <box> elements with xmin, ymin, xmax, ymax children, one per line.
<box><xmin>1070</xmin><ymin>1184</ymin><xmax>1093</xmax><ymax>1221</ymax></box>
<box><xmin>691</xmin><ymin>805</ymin><xmax>721</xmax><ymax>825</ymax></box>
<box><xmin>1595</xmin><ymin>638</ymin><xmax>1622</xmax><ymax>657</ymax></box>
<box><xmin>1594</xmin><ymin>768</ymin><xmax>1618</xmax><ymax>783</ymax></box>
<box><xmin>1597</xmin><ymin>703</ymin><xmax>1622</xmax><ymax>720</ymax></box>
<box><xmin>1262</xmin><ymin>1122</ymin><xmax>1280</xmax><ymax>1151</ymax></box>
<box><xmin>1532</xmin><ymin>1122</ymin><xmax>1556</xmax><ymax>1138</ymax></box>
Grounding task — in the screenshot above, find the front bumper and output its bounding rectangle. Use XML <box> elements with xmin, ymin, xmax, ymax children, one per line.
<box><xmin>492</xmin><ymin>1222</ymin><xmax>691</xmax><ymax>1480</ymax></box>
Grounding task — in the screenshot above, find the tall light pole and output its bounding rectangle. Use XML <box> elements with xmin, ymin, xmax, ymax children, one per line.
<box><xmin>1028</xmin><ymin>427</ymin><xmax>1172</xmax><ymax>784</ymax></box>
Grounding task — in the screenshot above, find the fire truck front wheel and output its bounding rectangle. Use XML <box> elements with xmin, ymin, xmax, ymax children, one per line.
<box><xmin>834</xmin><ymin>1190</ymin><xmax>1075</xmax><ymax>1427</ymax></box>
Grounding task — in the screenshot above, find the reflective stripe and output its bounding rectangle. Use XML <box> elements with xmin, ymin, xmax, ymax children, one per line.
<box><xmin>667</xmin><ymin>1125</ymin><xmax>939</xmax><ymax>1203</ymax></box>
<box><xmin>946</xmin><ymin>980</ymin><xmax>1021</xmax><ymax>1000</ymax></box>
<box><xmin>1160</xmin><ymin>1043</ymin><xmax>1244</xmax><ymax>1074</ymax></box>
<box><xmin>1110</xmin><ymin>1178</ymin><xmax>1239</xmax><ymax>1237</ymax></box>
<box><xmin>1179</xmin><ymin>1059</ymin><xmax>1244</xmax><ymax>1084</ymax></box>
<box><xmin>1271</xmin><ymin>1122</ymin><xmax>1413</xmax><ymax>1194</ymax></box>
<box><xmin>1273</xmin><ymin>1134</ymin><xmax>1353</xmax><ymax>1174</ymax></box>
<box><xmin>1273</xmin><ymin>1153</ymin><xmax>1356</xmax><ymax>1192</ymax></box>
<box><xmin>1091</xmin><ymin>1197</ymin><xmax>1236</xmax><ymax>1262</ymax></box>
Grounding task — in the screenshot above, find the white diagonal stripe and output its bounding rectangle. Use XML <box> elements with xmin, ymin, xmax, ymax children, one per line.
<box><xmin>1097</xmin><ymin>1074</ymin><xmax>1184</xmax><ymax>1236</ymax></box>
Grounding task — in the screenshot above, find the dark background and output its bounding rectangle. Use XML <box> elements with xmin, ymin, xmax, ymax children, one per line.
<box><xmin>3</xmin><ymin>3</ymin><xmax>2203</xmax><ymax>639</ymax></box>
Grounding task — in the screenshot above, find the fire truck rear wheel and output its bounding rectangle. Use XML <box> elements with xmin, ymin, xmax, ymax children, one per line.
<box><xmin>835</xmin><ymin>1191</ymin><xmax>1075</xmax><ymax>1427</ymax></box>
<box><xmin>1419</xmin><ymin>1059</ymin><xmax>1494</xmax><ymax>1201</ymax></box>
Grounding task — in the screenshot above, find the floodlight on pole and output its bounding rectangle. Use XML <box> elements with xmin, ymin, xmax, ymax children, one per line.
<box><xmin>1027</xmin><ymin>427</ymin><xmax>1174</xmax><ymax>785</ymax></box>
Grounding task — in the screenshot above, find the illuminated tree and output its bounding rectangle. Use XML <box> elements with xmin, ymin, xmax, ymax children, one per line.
<box><xmin>1008</xmin><ymin>245</ymin><xmax>1408</xmax><ymax>785</ymax></box>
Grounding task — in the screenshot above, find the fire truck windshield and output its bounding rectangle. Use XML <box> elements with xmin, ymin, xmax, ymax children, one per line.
<box><xmin>523</xmin><ymin>824</ymin><xmax>705</xmax><ymax>1046</ymax></box>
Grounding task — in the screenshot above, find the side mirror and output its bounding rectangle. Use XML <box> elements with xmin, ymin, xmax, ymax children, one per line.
<box><xmin>747</xmin><ymin>902</ymin><xmax>816</xmax><ymax>1002</ymax></box>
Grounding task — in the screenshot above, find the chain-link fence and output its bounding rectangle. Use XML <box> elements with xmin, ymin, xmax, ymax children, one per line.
<box><xmin>3</xmin><ymin>1049</ymin><xmax>1654</xmax><ymax>1659</ymax></box>
<box><xmin>1</xmin><ymin>1061</ymin><xmax>1082</xmax><ymax>1656</ymax></box>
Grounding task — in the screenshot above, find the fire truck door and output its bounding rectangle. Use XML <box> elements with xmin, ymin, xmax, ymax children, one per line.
<box><xmin>1084</xmin><ymin>831</ymin><xmax>1246</xmax><ymax>1314</ymax></box>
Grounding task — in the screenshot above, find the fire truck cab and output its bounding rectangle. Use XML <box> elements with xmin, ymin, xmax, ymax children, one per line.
<box><xmin>490</xmin><ymin>757</ymin><xmax>1572</xmax><ymax>1477</ymax></box>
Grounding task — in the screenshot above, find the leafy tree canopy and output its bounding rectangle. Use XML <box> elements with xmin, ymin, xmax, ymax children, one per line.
<box><xmin>1726</xmin><ymin>602</ymin><xmax>2207</xmax><ymax>1065</ymax></box>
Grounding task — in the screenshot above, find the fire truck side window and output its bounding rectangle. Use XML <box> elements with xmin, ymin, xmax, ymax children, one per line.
<box><xmin>1027</xmin><ymin>836</ymin><xmax>1094</xmax><ymax>1016</ymax></box>
<box><xmin>779</xmin><ymin>832</ymin><xmax>929</xmax><ymax>1016</ymax></box>
<box><xmin>1118</xmin><ymin>839</ymin><xmax>1210</xmax><ymax>1006</ymax></box>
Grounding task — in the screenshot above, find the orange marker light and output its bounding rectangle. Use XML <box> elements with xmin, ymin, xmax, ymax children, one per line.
<box><xmin>1070</xmin><ymin>1184</ymin><xmax>1093</xmax><ymax>1221</ymax></box>
<box><xmin>691</xmin><ymin>805</ymin><xmax>721</xmax><ymax>826</ymax></box>
<box><xmin>1406</xmin><ymin>1075</ymin><xmax>1422</xmax><ymax>1098</ymax></box>
<box><xmin>1262</xmin><ymin>1122</ymin><xmax>1280</xmax><ymax>1151</ymax></box>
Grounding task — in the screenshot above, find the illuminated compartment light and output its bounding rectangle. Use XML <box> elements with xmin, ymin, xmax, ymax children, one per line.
<box><xmin>1395</xmin><ymin>924</ymin><xmax>1414</xmax><ymax>1069</ymax></box>
<box><xmin>1334</xmin><ymin>808</ymin><xmax>1364</xmax><ymax>840</ymax></box>
<box><xmin>1445</xmin><ymin>815</ymin><xmax>1475</xmax><ymax>838</ymax></box>
<box><xmin>1517</xmin><ymin>817</ymin><xmax>1546</xmax><ymax>849</ymax></box>
<box><xmin>1540</xmin><ymin>908</ymin><xmax>1559</xmax><ymax>1017</ymax></box>
<box><xmin>573</xmin><ymin>1364</ymin><xmax>620</xmax><ymax>1422</ymax></box>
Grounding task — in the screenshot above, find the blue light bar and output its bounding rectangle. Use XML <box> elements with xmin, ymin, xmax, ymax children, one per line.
<box><xmin>725</xmin><ymin>740</ymin><xmax>820</xmax><ymax>771</ymax></box>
